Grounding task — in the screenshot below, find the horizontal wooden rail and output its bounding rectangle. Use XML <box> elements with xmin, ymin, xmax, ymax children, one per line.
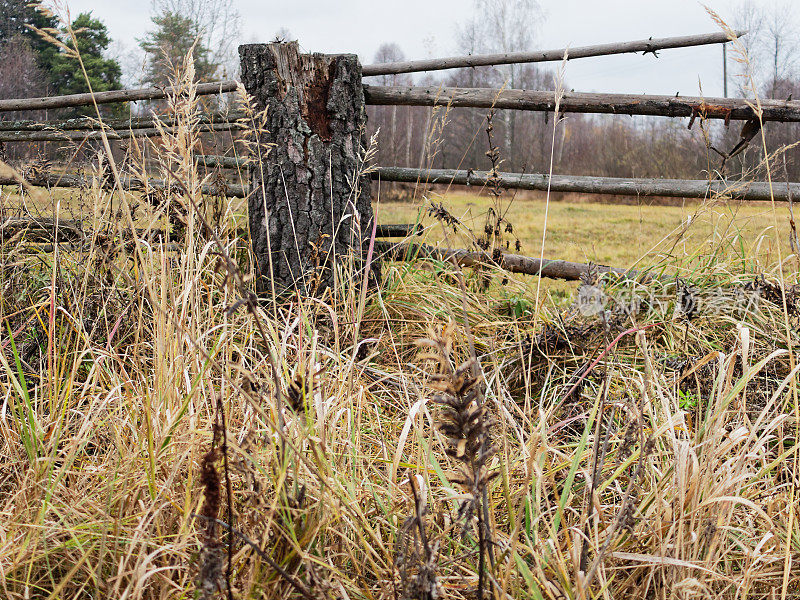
<box><xmin>373</xmin><ymin>167</ymin><xmax>800</xmax><ymax>202</ymax></box>
<box><xmin>363</xmin><ymin>31</ymin><xmax>744</xmax><ymax>76</ymax></box>
<box><xmin>0</xmin><ymin>171</ymin><xmax>248</xmax><ymax>197</ymax></box>
<box><xmin>373</xmin><ymin>223</ymin><xmax>423</xmax><ymax>237</ymax></box>
<box><xmin>0</xmin><ymin>80</ymin><xmax>239</xmax><ymax>113</ymax></box>
<box><xmin>0</xmin><ymin>217</ymin><xmax>177</xmax><ymax>243</ymax></box>
<box><xmin>375</xmin><ymin>240</ymin><xmax>639</xmax><ymax>281</ymax></box>
<box><xmin>1</xmin><ymin>217</ymin><xmax>85</xmax><ymax>242</ymax></box>
<box><xmin>0</xmin><ymin>111</ymin><xmax>245</xmax><ymax>132</ymax></box>
<box><xmin>0</xmin><ymin>122</ymin><xmax>244</xmax><ymax>142</ymax></box>
<box><xmin>197</xmin><ymin>156</ymin><xmax>800</xmax><ymax>203</ymax></box>
<box><xmin>195</xmin><ymin>154</ymin><xmax>250</xmax><ymax>169</ymax></box>
<box><xmin>1</xmin><ymin>216</ymin><xmax>417</xmax><ymax>249</ymax></box>
<box><xmin>6</xmin><ymin>164</ymin><xmax>796</xmax><ymax>203</ymax></box>
<box><xmin>363</xmin><ymin>86</ymin><xmax>800</xmax><ymax>122</ymax></box>
<box><xmin>19</xmin><ymin>241</ymin><xmax>183</xmax><ymax>253</ymax></box>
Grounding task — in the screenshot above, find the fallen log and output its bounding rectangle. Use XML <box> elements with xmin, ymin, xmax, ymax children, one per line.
<box><xmin>376</xmin><ymin>240</ymin><xmax>641</xmax><ymax>281</ymax></box>
<box><xmin>363</xmin><ymin>86</ymin><xmax>800</xmax><ymax>122</ymax></box>
<box><xmin>363</xmin><ymin>31</ymin><xmax>744</xmax><ymax>76</ymax></box>
<box><xmin>373</xmin><ymin>167</ymin><xmax>800</xmax><ymax>202</ymax></box>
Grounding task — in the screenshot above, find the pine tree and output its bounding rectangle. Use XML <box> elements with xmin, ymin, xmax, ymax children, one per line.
<box><xmin>50</xmin><ymin>13</ymin><xmax>123</xmax><ymax>115</ymax></box>
<box><xmin>0</xmin><ymin>5</ymin><xmax>123</xmax><ymax>114</ymax></box>
<box><xmin>138</xmin><ymin>11</ymin><xmax>217</xmax><ymax>87</ymax></box>
<box><xmin>0</xmin><ymin>0</ymin><xmax>59</xmax><ymax>79</ymax></box>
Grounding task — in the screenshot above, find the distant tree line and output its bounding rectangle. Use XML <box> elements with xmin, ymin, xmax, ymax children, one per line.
<box><xmin>0</xmin><ymin>2</ymin><xmax>122</xmax><ymax>118</ymax></box>
<box><xmin>0</xmin><ymin>0</ymin><xmax>240</xmax><ymax>117</ymax></box>
<box><xmin>367</xmin><ymin>0</ymin><xmax>800</xmax><ymax>185</ymax></box>
<box><xmin>0</xmin><ymin>0</ymin><xmax>797</xmax><ymax>184</ymax></box>
<box><xmin>0</xmin><ymin>0</ymin><xmax>240</xmax><ymax>161</ymax></box>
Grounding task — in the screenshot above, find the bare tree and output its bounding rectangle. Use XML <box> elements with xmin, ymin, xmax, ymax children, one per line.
<box><xmin>731</xmin><ymin>0</ymin><xmax>765</xmax><ymax>87</ymax></box>
<box><xmin>732</xmin><ymin>0</ymin><xmax>799</xmax><ymax>96</ymax></box>
<box><xmin>453</xmin><ymin>0</ymin><xmax>546</xmax><ymax>170</ymax></box>
<box><xmin>763</xmin><ymin>1</ymin><xmax>799</xmax><ymax>96</ymax></box>
<box><xmin>722</xmin><ymin>1</ymin><xmax>799</xmax><ymax>175</ymax></box>
<box><xmin>150</xmin><ymin>0</ymin><xmax>241</xmax><ymax>78</ymax></box>
<box><xmin>110</xmin><ymin>40</ymin><xmax>148</xmax><ymax>90</ymax></box>
<box><xmin>366</xmin><ymin>42</ymin><xmax>427</xmax><ymax>193</ymax></box>
<box><xmin>0</xmin><ymin>36</ymin><xmax>47</xmax><ymax>103</ymax></box>
<box><xmin>0</xmin><ymin>35</ymin><xmax>49</xmax><ymax>159</ymax></box>
<box><xmin>371</xmin><ymin>43</ymin><xmax>410</xmax><ymax>168</ymax></box>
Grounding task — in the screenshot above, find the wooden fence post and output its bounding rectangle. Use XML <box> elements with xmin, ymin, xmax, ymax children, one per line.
<box><xmin>239</xmin><ymin>41</ymin><xmax>375</xmax><ymax>297</ymax></box>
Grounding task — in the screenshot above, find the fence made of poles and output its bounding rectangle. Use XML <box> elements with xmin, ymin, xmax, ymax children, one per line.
<box><xmin>4</xmin><ymin>33</ymin><xmax>800</xmax><ymax>288</ymax></box>
<box><xmin>0</xmin><ymin>81</ymin><xmax>239</xmax><ymax>113</ymax></box>
<box><xmin>373</xmin><ymin>167</ymin><xmax>800</xmax><ymax>202</ymax></box>
<box><xmin>364</xmin><ymin>86</ymin><xmax>800</xmax><ymax>122</ymax></box>
<box><xmin>363</xmin><ymin>30</ymin><xmax>744</xmax><ymax>76</ymax></box>
<box><xmin>0</xmin><ymin>122</ymin><xmax>245</xmax><ymax>143</ymax></box>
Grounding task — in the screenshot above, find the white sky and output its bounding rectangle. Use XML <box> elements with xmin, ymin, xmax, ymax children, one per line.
<box><xmin>59</xmin><ymin>0</ymin><xmax>793</xmax><ymax>97</ymax></box>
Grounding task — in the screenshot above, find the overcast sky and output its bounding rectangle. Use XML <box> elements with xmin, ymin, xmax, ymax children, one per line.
<box><xmin>60</xmin><ymin>0</ymin><xmax>796</xmax><ymax>97</ymax></box>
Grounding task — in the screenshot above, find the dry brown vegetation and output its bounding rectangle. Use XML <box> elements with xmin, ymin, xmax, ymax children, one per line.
<box><xmin>2</xmin><ymin>18</ymin><xmax>800</xmax><ymax>600</ymax></box>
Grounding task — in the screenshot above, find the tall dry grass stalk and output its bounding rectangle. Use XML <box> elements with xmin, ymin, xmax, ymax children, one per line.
<box><xmin>0</xmin><ymin>12</ymin><xmax>799</xmax><ymax>600</ymax></box>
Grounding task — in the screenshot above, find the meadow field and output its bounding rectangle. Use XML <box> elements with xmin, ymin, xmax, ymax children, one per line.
<box><xmin>379</xmin><ymin>190</ymin><xmax>794</xmax><ymax>269</ymax></box>
<box><xmin>2</xmin><ymin>0</ymin><xmax>800</xmax><ymax>597</ymax></box>
<box><xmin>3</xmin><ymin>147</ymin><xmax>800</xmax><ymax>598</ymax></box>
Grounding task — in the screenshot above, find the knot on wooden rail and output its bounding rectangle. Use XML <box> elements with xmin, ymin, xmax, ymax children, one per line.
<box><xmin>688</xmin><ymin>103</ymin><xmax>736</xmax><ymax>129</ymax></box>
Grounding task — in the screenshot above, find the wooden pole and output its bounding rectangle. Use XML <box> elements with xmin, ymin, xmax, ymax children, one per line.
<box><xmin>375</xmin><ymin>240</ymin><xmax>640</xmax><ymax>282</ymax></box>
<box><xmin>0</xmin><ymin>172</ymin><xmax>248</xmax><ymax>198</ymax></box>
<box><xmin>8</xmin><ymin>165</ymin><xmax>798</xmax><ymax>204</ymax></box>
<box><xmin>195</xmin><ymin>154</ymin><xmax>249</xmax><ymax>169</ymax></box>
<box><xmin>0</xmin><ymin>122</ymin><xmax>243</xmax><ymax>142</ymax></box>
<box><xmin>0</xmin><ymin>80</ymin><xmax>238</xmax><ymax>113</ymax></box>
<box><xmin>0</xmin><ymin>111</ymin><xmax>244</xmax><ymax>132</ymax></box>
<box><xmin>363</xmin><ymin>30</ymin><xmax>745</xmax><ymax>76</ymax></box>
<box><xmin>363</xmin><ymin>86</ymin><xmax>800</xmax><ymax>122</ymax></box>
<box><xmin>373</xmin><ymin>166</ymin><xmax>800</xmax><ymax>202</ymax></box>
<box><xmin>239</xmin><ymin>41</ymin><xmax>377</xmax><ymax>296</ymax></box>
<box><xmin>723</xmin><ymin>43</ymin><xmax>728</xmax><ymax>98</ymax></box>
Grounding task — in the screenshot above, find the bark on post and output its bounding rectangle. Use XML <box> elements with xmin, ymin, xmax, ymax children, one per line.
<box><xmin>239</xmin><ymin>41</ymin><xmax>375</xmax><ymax>296</ymax></box>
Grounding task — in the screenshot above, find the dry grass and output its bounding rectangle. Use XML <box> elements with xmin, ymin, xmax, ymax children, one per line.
<box><xmin>1</xmin><ymin>53</ymin><xmax>800</xmax><ymax>600</ymax></box>
<box><xmin>378</xmin><ymin>191</ymin><xmax>796</xmax><ymax>275</ymax></box>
